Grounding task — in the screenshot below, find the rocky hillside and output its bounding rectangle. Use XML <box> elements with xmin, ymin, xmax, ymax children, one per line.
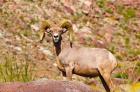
<box><xmin>0</xmin><ymin>0</ymin><xmax>140</xmax><ymax>91</ymax></box>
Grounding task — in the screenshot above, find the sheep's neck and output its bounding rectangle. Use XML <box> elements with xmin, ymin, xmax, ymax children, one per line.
<box><xmin>53</xmin><ymin>41</ymin><xmax>61</xmax><ymax>56</ymax></box>
<box><xmin>53</xmin><ymin>37</ymin><xmax>73</xmax><ymax>56</ymax></box>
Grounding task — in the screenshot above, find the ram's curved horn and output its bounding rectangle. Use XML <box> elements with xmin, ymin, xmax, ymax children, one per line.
<box><xmin>39</xmin><ymin>20</ymin><xmax>50</xmax><ymax>42</ymax></box>
<box><xmin>61</xmin><ymin>20</ymin><xmax>74</xmax><ymax>47</ymax></box>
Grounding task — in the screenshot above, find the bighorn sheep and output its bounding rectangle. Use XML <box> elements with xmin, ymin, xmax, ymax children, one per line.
<box><xmin>40</xmin><ymin>20</ymin><xmax>117</xmax><ymax>92</ymax></box>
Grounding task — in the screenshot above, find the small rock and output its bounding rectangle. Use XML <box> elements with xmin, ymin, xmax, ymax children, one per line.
<box><xmin>9</xmin><ymin>45</ymin><xmax>22</xmax><ymax>52</ymax></box>
<box><xmin>103</xmin><ymin>18</ymin><xmax>119</xmax><ymax>25</ymax></box>
<box><xmin>32</xmin><ymin>78</ymin><xmax>48</xmax><ymax>85</ymax></box>
<box><xmin>73</xmin><ymin>24</ymin><xmax>79</xmax><ymax>32</ymax></box>
<box><xmin>0</xmin><ymin>31</ymin><xmax>5</xmax><ymax>38</ymax></box>
<box><xmin>80</xmin><ymin>26</ymin><xmax>92</xmax><ymax>34</ymax></box>
<box><xmin>53</xmin><ymin>63</ymin><xmax>57</xmax><ymax>67</ymax></box>
<box><xmin>31</xmin><ymin>24</ymin><xmax>40</xmax><ymax>32</ymax></box>
<box><xmin>39</xmin><ymin>47</ymin><xmax>53</xmax><ymax>56</ymax></box>
<box><xmin>14</xmin><ymin>46</ymin><xmax>22</xmax><ymax>51</ymax></box>
<box><xmin>63</xmin><ymin>3</ymin><xmax>76</xmax><ymax>15</ymax></box>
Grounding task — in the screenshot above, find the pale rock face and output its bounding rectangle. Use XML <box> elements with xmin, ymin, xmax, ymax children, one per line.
<box><xmin>39</xmin><ymin>47</ymin><xmax>53</xmax><ymax>56</ymax></box>
<box><xmin>0</xmin><ymin>80</ymin><xmax>94</xmax><ymax>92</ymax></box>
<box><xmin>31</xmin><ymin>24</ymin><xmax>40</xmax><ymax>32</ymax></box>
<box><xmin>115</xmin><ymin>0</ymin><xmax>140</xmax><ymax>5</ymax></box>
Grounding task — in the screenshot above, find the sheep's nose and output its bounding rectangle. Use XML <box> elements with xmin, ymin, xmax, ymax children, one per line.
<box><xmin>53</xmin><ymin>35</ymin><xmax>58</xmax><ymax>38</ymax></box>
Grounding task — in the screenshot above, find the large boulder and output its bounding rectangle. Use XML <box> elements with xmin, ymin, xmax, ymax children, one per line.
<box><xmin>0</xmin><ymin>80</ymin><xmax>95</xmax><ymax>92</ymax></box>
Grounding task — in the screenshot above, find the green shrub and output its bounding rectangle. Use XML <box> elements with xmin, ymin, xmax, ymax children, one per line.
<box><xmin>97</xmin><ymin>0</ymin><xmax>106</xmax><ymax>8</ymax></box>
<box><xmin>136</xmin><ymin>62</ymin><xmax>140</xmax><ymax>75</ymax></box>
<box><xmin>0</xmin><ymin>54</ymin><xmax>34</xmax><ymax>82</ymax></box>
<box><xmin>123</xmin><ymin>8</ymin><xmax>136</xmax><ymax>21</ymax></box>
<box><xmin>114</xmin><ymin>73</ymin><xmax>128</xmax><ymax>79</ymax></box>
<box><xmin>117</xmin><ymin>5</ymin><xmax>136</xmax><ymax>21</ymax></box>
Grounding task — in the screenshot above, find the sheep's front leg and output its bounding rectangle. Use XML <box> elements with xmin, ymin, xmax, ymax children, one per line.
<box><xmin>62</xmin><ymin>71</ymin><xmax>66</xmax><ymax>77</ymax></box>
<box><xmin>65</xmin><ymin>66</ymin><xmax>73</xmax><ymax>80</ymax></box>
<box><xmin>65</xmin><ymin>63</ymin><xmax>74</xmax><ymax>80</ymax></box>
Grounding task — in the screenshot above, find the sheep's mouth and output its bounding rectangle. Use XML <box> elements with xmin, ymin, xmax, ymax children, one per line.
<box><xmin>53</xmin><ymin>38</ymin><xmax>60</xmax><ymax>43</ymax></box>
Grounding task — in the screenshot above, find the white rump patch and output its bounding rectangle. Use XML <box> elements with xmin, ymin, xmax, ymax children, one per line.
<box><xmin>108</xmin><ymin>52</ymin><xmax>116</xmax><ymax>63</ymax></box>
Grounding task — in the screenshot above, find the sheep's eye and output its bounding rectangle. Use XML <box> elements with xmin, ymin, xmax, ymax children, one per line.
<box><xmin>58</xmin><ymin>30</ymin><xmax>62</xmax><ymax>33</ymax></box>
<box><xmin>46</xmin><ymin>29</ymin><xmax>52</xmax><ymax>33</ymax></box>
<box><xmin>47</xmin><ymin>33</ymin><xmax>52</xmax><ymax>37</ymax></box>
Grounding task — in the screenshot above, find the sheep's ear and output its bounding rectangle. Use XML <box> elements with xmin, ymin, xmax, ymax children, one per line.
<box><xmin>61</xmin><ymin>20</ymin><xmax>74</xmax><ymax>47</ymax></box>
<box><xmin>61</xmin><ymin>28</ymin><xmax>67</xmax><ymax>33</ymax></box>
<box><xmin>39</xmin><ymin>20</ymin><xmax>50</xmax><ymax>43</ymax></box>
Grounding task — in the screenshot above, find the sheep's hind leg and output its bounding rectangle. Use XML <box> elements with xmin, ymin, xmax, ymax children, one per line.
<box><xmin>98</xmin><ymin>67</ymin><xmax>111</xmax><ymax>92</ymax></box>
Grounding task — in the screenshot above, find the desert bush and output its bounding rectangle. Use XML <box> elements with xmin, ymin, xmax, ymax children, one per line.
<box><xmin>136</xmin><ymin>62</ymin><xmax>140</xmax><ymax>75</ymax></box>
<box><xmin>114</xmin><ymin>73</ymin><xmax>128</xmax><ymax>79</ymax></box>
<box><xmin>0</xmin><ymin>53</ymin><xmax>34</xmax><ymax>82</ymax></box>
